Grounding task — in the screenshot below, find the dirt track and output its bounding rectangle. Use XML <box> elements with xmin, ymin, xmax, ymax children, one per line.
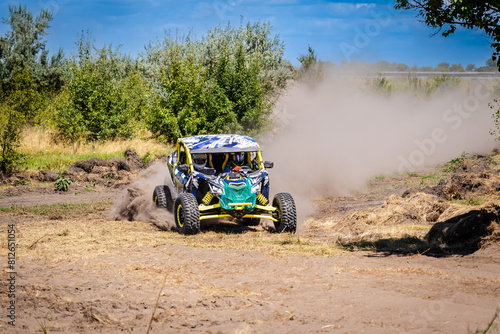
<box><xmin>6</xmin><ymin>235</ymin><xmax>500</xmax><ymax>333</ymax></box>
<box><xmin>1</xmin><ymin>162</ymin><xmax>499</xmax><ymax>333</ymax></box>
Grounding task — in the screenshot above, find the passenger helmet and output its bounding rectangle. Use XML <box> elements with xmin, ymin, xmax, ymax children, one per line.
<box><xmin>192</xmin><ymin>153</ymin><xmax>207</xmax><ymax>169</ymax></box>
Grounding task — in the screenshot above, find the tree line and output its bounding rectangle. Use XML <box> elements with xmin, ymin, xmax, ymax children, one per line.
<box><xmin>0</xmin><ymin>5</ymin><xmax>296</xmax><ymax>172</ymax></box>
<box><xmin>1</xmin><ymin>3</ymin><xmax>499</xmax><ymax>173</ymax></box>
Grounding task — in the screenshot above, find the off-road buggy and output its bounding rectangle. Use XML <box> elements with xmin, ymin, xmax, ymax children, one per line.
<box><xmin>153</xmin><ymin>134</ymin><xmax>297</xmax><ymax>234</ymax></box>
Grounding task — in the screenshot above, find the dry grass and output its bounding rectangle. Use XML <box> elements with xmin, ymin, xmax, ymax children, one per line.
<box><xmin>0</xmin><ymin>215</ymin><xmax>345</xmax><ymax>263</ymax></box>
<box><xmin>0</xmin><ymin>201</ymin><xmax>111</xmax><ymax>218</ymax></box>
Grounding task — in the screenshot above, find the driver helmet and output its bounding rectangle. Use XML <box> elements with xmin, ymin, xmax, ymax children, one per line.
<box><xmin>231</xmin><ymin>152</ymin><xmax>245</xmax><ymax>166</ymax></box>
<box><xmin>192</xmin><ymin>153</ymin><xmax>207</xmax><ymax>169</ymax></box>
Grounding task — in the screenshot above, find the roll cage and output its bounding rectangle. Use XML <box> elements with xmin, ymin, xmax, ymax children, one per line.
<box><xmin>169</xmin><ymin>137</ymin><xmax>266</xmax><ymax>177</ymax></box>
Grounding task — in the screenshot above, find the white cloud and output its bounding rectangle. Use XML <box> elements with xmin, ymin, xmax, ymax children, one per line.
<box><xmin>327</xmin><ymin>2</ymin><xmax>376</xmax><ymax>13</ymax></box>
<box><xmin>356</xmin><ymin>3</ymin><xmax>376</xmax><ymax>10</ymax></box>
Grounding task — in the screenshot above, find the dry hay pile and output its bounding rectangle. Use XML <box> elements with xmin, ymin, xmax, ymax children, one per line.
<box><xmin>328</xmin><ymin>192</ymin><xmax>500</xmax><ymax>251</ymax></box>
<box><xmin>343</xmin><ymin>192</ymin><xmax>463</xmax><ymax>226</ymax></box>
<box><xmin>322</xmin><ymin>193</ymin><xmax>464</xmax><ymax>240</ymax></box>
<box><xmin>317</xmin><ymin>155</ymin><xmax>500</xmax><ymax>251</ymax></box>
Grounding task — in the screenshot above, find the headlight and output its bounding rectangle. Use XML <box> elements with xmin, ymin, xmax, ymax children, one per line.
<box><xmin>250</xmin><ymin>174</ymin><xmax>263</xmax><ymax>194</ymax></box>
<box><xmin>251</xmin><ymin>181</ymin><xmax>261</xmax><ymax>194</ymax></box>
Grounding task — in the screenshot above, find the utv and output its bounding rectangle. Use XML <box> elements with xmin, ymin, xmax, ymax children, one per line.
<box><xmin>153</xmin><ymin>134</ymin><xmax>297</xmax><ymax>234</ymax></box>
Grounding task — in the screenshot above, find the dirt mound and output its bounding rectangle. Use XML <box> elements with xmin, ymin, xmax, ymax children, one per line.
<box><xmin>124</xmin><ymin>148</ymin><xmax>145</xmax><ymax>170</ymax></box>
<box><xmin>0</xmin><ymin>169</ymin><xmax>60</xmax><ymax>185</ymax></box>
<box><xmin>338</xmin><ymin>192</ymin><xmax>454</xmax><ymax>228</ymax></box>
<box><xmin>326</xmin><ymin>190</ymin><xmax>500</xmax><ymax>252</ymax></box>
<box><xmin>426</xmin><ymin>203</ymin><xmax>500</xmax><ymax>250</ymax></box>
<box><xmin>404</xmin><ymin>156</ymin><xmax>500</xmax><ymax>201</ymax></box>
<box><xmin>318</xmin><ymin>153</ymin><xmax>500</xmax><ymax>252</ymax></box>
<box><xmin>0</xmin><ymin>149</ymin><xmax>152</xmax><ymax>188</ymax></box>
<box><xmin>64</xmin><ymin>149</ymin><xmax>147</xmax><ymax>187</ymax></box>
<box><xmin>70</xmin><ymin>158</ymin><xmax>112</xmax><ymax>173</ymax></box>
<box><xmin>453</xmin><ymin>155</ymin><xmax>494</xmax><ymax>174</ymax></box>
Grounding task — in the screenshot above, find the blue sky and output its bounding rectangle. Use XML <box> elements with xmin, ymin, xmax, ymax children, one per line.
<box><xmin>0</xmin><ymin>0</ymin><xmax>494</xmax><ymax>67</ymax></box>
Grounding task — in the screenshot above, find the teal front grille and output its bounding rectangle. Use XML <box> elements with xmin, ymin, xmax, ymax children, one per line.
<box><xmin>220</xmin><ymin>179</ymin><xmax>256</xmax><ymax>211</ymax></box>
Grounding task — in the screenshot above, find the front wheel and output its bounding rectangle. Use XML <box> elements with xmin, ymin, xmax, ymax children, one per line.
<box><xmin>272</xmin><ymin>193</ymin><xmax>297</xmax><ymax>233</ymax></box>
<box><xmin>174</xmin><ymin>193</ymin><xmax>200</xmax><ymax>235</ymax></box>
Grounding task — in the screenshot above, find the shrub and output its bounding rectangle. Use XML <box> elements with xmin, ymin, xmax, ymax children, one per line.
<box><xmin>53</xmin><ymin>35</ymin><xmax>147</xmax><ymax>145</ymax></box>
<box><xmin>0</xmin><ymin>67</ymin><xmax>42</xmax><ymax>172</ymax></box>
<box><xmin>54</xmin><ymin>171</ymin><xmax>72</xmax><ymax>191</ymax></box>
<box><xmin>143</xmin><ymin>20</ymin><xmax>293</xmax><ymax>143</ymax></box>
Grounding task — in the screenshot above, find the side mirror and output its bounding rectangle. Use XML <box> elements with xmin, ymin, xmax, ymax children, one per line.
<box><xmin>178</xmin><ymin>164</ymin><xmax>189</xmax><ymax>173</ymax></box>
<box><xmin>264</xmin><ymin>161</ymin><xmax>274</xmax><ymax>169</ymax></box>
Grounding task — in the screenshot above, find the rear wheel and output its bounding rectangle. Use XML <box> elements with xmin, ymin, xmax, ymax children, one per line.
<box><xmin>174</xmin><ymin>193</ymin><xmax>200</xmax><ymax>235</ymax></box>
<box><xmin>153</xmin><ymin>185</ymin><xmax>173</xmax><ymax>212</ymax></box>
<box><xmin>272</xmin><ymin>193</ymin><xmax>297</xmax><ymax>233</ymax></box>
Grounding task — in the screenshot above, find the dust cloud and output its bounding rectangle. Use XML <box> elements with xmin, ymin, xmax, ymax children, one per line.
<box><xmin>262</xmin><ymin>72</ymin><xmax>499</xmax><ymax>221</ymax></box>
<box><xmin>112</xmin><ymin>161</ymin><xmax>175</xmax><ymax>230</ymax></box>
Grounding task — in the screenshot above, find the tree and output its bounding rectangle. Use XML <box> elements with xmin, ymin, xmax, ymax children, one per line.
<box><xmin>396</xmin><ymin>63</ymin><xmax>410</xmax><ymax>72</ymax></box>
<box><xmin>53</xmin><ymin>34</ymin><xmax>146</xmax><ymax>144</ymax></box>
<box><xmin>450</xmin><ymin>63</ymin><xmax>465</xmax><ymax>72</ymax></box>
<box><xmin>298</xmin><ymin>45</ymin><xmax>317</xmax><ymax>73</ymax></box>
<box><xmin>0</xmin><ymin>5</ymin><xmax>59</xmax><ymax>172</ymax></box>
<box><xmin>466</xmin><ymin>64</ymin><xmax>476</xmax><ymax>71</ymax></box>
<box><xmin>395</xmin><ymin>1</ymin><xmax>500</xmax><ymax>70</ymax></box>
<box><xmin>474</xmin><ymin>58</ymin><xmax>499</xmax><ymax>72</ymax></box>
<box><xmin>0</xmin><ymin>4</ymin><xmax>64</xmax><ymax>93</ymax></box>
<box><xmin>143</xmin><ymin>20</ymin><xmax>293</xmax><ymax>142</ymax></box>
<box><xmin>419</xmin><ymin>66</ymin><xmax>434</xmax><ymax>71</ymax></box>
<box><xmin>146</xmin><ymin>39</ymin><xmax>237</xmax><ymax>143</ymax></box>
<box><xmin>297</xmin><ymin>45</ymin><xmax>325</xmax><ymax>84</ymax></box>
<box><xmin>0</xmin><ymin>67</ymin><xmax>42</xmax><ymax>172</ymax></box>
<box><xmin>486</xmin><ymin>57</ymin><xmax>499</xmax><ymax>69</ymax></box>
<box><xmin>436</xmin><ymin>62</ymin><xmax>450</xmax><ymax>71</ymax></box>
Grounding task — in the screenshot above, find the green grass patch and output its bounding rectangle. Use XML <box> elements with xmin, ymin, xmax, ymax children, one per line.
<box><xmin>20</xmin><ymin>152</ymin><xmax>123</xmax><ymax>171</ymax></box>
<box><xmin>406</xmin><ymin>172</ymin><xmax>440</xmax><ymax>179</ymax></box>
<box><xmin>0</xmin><ymin>201</ymin><xmax>112</xmax><ymax>217</ymax></box>
<box><xmin>441</xmin><ymin>152</ymin><xmax>472</xmax><ymax>173</ymax></box>
<box><xmin>406</xmin><ymin>172</ymin><xmax>444</xmax><ymax>186</ymax></box>
<box><xmin>450</xmin><ymin>198</ymin><xmax>485</xmax><ymax>206</ymax></box>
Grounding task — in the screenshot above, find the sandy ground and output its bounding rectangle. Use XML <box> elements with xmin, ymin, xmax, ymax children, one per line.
<box><xmin>0</xmin><ymin>172</ymin><xmax>499</xmax><ymax>333</ymax></box>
